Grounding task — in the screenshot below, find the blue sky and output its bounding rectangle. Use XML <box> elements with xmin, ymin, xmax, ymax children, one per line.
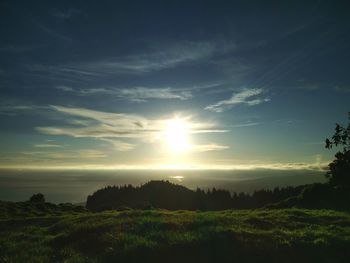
<box><xmin>0</xmin><ymin>0</ymin><xmax>349</xmax><ymax>170</ymax></box>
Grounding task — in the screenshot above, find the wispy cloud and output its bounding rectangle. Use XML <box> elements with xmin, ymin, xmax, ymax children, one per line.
<box><xmin>56</xmin><ymin>86</ymin><xmax>75</xmax><ymax>92</ymax></box>
<box><xmin>230</xmin><ymin>122</ymin><xmax>261</xmax><ymax>128</ymax></box>
<box><xmin>0</xmin><ymin>101</ymin><xmax>45</xmax><ymax>116</ymax></box>
<box><xmin>0</xmin><ymin>105</ymin><xmax>33</xmax><ymax>115</ymax></box>
<box><xmin>205</xmin><ymin>88</ymin><xmax>270</xmax><ymax>113</ymax></box>
<box><xmin>191</xmin><ymin>143</ymin><xmax>229</xmax><ymax>152</ymax></box>
<box><xmin>116</xmin><ymin>87</ymin><xmax>192</xmax><ymax>102</ymax></box>
<box><xmin>100</xmin><ymin>139</ymin><xmax>136</xmax><ymax>151</ymax></box>
<box><xmin>36</xmin><ymin>105</ymin><xmax>226</xmax><ymax>149</ymax></box>
<box><xmin>33</xmin><ymin>21</ymin><xmax>72</xmax><ymax>42</ymax></box>
<box><xmin>0</xmin><ymin>44</ymin><xmax>45</xmax><ymax>53</ymax></box>
<box><xmin>28</xmin><ymin>41</ymin><xmax>234</xmax><ymax>80</ymax></box>
<box><xmin>21</xmin><ymin>149</ymin><xmax>106</xmax><ymax>159</ymax></box>
<box><xmin>33</xmin><ymin>144</ymin><xmax>63</xmax><ymax>148</ymax></box>
<box><xmin>3</xmin><ymin>2</ymin><xmax>72</xmax><ymax>42</ymax></box>
<box><xmin>334</xmin><ymin>85</ymin><xmax>350</xmax><ymax>93</ymax></box>
<box><xmin>84</xmin><ymin>42</ymin><xmax>214</xmax><ymax>74</ymax></box>
<box><xmin>36</xmin><ymin>105</ymin><xmax>148</xmax><ymax>139</ymax></box>
<box><xmin>52</xmin><ymin>8</ymin><xmax>81</xmax><ymax>19</ymax></box>
<box><xmin>294</xmin><ymin>80</ymin><xmax>320</xmax><ymax>91</ymax></box>
<box><xmin>56</xmin><ymin>86</ymin><xmax>192</xmax><ymax>102</ymax></box>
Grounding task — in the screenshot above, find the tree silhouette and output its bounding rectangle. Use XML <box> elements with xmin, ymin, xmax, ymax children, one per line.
<box><xmin>86</xmin><ymin>180</ymin><xmax>308</xmax><ymax>211</ymax></box>
<box><xmin>29</xmin><ymin>193</ymin><xmax>45</xmax><ymax>203</ymax></box>
<box><xmin>325</xmin><ymin>112</ymin><xmax>350</xmax><ymax>186</ymax></box>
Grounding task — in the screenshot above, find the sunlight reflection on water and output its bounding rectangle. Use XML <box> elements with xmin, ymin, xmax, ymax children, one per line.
<box><xmin>170</xmin><ymin>175</ymin><xmax>184</xmax><ymax>181</ymax></box>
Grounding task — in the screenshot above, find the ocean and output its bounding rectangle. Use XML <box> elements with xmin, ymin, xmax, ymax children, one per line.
<box><xmin>0</xmin><ymin>169</ymin><xmax>326</xmax><ymax>203</ymax></box>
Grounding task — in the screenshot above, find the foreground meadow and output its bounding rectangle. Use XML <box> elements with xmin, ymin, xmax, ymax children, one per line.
<box><xmin>0</xmin><ymin>207</ymin><xmax>349</xmax><ymax>263</ymax></box>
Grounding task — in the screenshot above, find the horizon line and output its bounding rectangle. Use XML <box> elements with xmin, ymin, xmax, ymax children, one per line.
<box><xmin>0</xmin><ymin>162</ymin><xmax>329</xmax><ymax>172</ymax></box>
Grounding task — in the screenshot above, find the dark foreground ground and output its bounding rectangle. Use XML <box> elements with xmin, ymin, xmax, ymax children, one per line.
<box><xmin>0</xmin><ymin>204</ymin><xmax>349</xmax><ymax>263</ymax></box>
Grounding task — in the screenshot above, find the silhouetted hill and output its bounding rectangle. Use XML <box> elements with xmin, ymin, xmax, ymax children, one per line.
<box><xmin>86</xmin><ymin>180</ymin><xmax>199</xmax><ymax>211</ymax></box>
<box><xmin>86</xmin><ymin>180</ymin><xmax>310</xmax><ymax>211</ymax></box>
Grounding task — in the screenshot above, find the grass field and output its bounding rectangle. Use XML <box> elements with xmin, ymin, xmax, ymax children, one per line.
<box><xmin>0</xmin><ymin>205</ymin><xmax>350</xmax><ymax>263</ymax></box>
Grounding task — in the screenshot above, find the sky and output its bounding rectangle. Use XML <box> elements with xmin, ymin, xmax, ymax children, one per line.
<box><xmin>0</xmin><ymin>0</ymin><xmax>349</xmax><ymax>171</ymax></box>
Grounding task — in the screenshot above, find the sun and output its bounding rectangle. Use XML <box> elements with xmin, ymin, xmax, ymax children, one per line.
<box><xmin>163</xmin><ymin>117</ymin><xmax>191</xmax><ymax>154</ymax></box>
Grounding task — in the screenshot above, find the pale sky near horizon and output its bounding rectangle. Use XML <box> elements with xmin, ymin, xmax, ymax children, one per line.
<box><xmin>0</xmin><ymin>0</ymin><xmax>349</xmax><ymax>170</ymax></box>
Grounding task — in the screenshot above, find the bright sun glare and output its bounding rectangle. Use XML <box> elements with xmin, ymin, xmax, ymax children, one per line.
<box><xmin>163</xmin><ymin>118</ymin><xmax>191</xmax><ymax>154</ymax></box>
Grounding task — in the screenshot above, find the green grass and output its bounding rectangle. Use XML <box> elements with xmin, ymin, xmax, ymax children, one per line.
<box><xmin>0</xmin><ymin>200</ymin><xmax>87</xmax><ymax>219</ymax></box>
<box><xmin>0</xmin><ymin>208</ymin><xmax>350</xmax><ymax>262</ymax></box>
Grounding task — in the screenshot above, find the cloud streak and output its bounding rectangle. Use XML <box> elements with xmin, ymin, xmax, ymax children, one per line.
<box><xmin>28</xmin><ymin>41</ymin><xmax>223</xmax><ymax>82</ymax></box>
<box><xmin>33</xmin><ymin>144</ymin><xmax>63</xmax><ymax>148</ymax></box>
<box><xmin>0</xmin><ymin>101</ymin><xmax>47</xmax><ymax>116</ymax></box>
<box><xmin>36</xmin><ymin>105</ymin><xmax>148</xmax><ymax>139</ymax></box>
<box><xmin>36</xmin><ymin>105</ymin><xmax>227</xmax><ymax>150</ymax></box>
<box><xmin>52</xmin><ymin>8</ymin><xmax>81</xmax><ymax>19</ymax></box>
<box><xmin>116</xmin><ymin>87</ymin><xmax>192</xmax><ymax>102</ymax></box>
<box><xmin>56</xmin><ymin>86</ymin><xmax>192</xmax><ymax>102</ymax></box>
<box><xmin>21</xmin><ymin>149</ymin><xmax>106</xmax><ymax>160</ymax></box>
<box><xmin>191</xmin><ymin>143</ymin><xmax>229</xmax><ymax>152</ymax></box>
<box><xmin>83</xmin><ymin>41</ymin><xmax>214</xmax><ymax>74</ymax></box>
<box><xmin>100</xmin><ymin>139</ymin><xmax>136</xmax><ymax>151</ymax></box>
<box><xmin>205</xmin><ymin>88</ymin><xmax>270</xmax><ymax>112</ymax></box>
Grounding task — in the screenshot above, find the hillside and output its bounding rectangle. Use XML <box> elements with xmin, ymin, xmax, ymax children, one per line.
<box><xmin>1</xmin><ymin>206</ymin><xmax>350</xmax><ymax>262</ymax></box>
<box><xmin>0</xmin><ymin>200</ymin><xmax>86</xmax><ymax>219</ymax></box>
<box><xmin>86</xmin><ymin>180</ymin><xmax>306</xmax><ymax>211</ymax></box>
<box><xmin>86</xmin><ymin>180</ymin><xmax>350</xmax><ymax>211</ymax></box>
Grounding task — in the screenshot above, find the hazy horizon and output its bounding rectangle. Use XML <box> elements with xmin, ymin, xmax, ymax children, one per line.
<box><xmin>0</xmin><ymin>168</ymin><xmax>326</xmax><ymax>203</ymax></box>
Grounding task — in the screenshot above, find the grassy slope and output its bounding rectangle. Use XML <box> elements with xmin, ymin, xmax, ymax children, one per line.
<box><xmin>0</xmin><ymin>208</ymin><xmax>350</xmax><ymax>263</ymax></box>
<box><xmin>0</xmin><ymin>201</ymin><xmax>87</xmax><ymax>219</ymax></box>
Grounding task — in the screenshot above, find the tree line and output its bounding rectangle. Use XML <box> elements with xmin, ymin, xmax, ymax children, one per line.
<box><xmin>86</xmin><ymin>180</ymin><xmax>307</xmax><ymax>211</ymax></box>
